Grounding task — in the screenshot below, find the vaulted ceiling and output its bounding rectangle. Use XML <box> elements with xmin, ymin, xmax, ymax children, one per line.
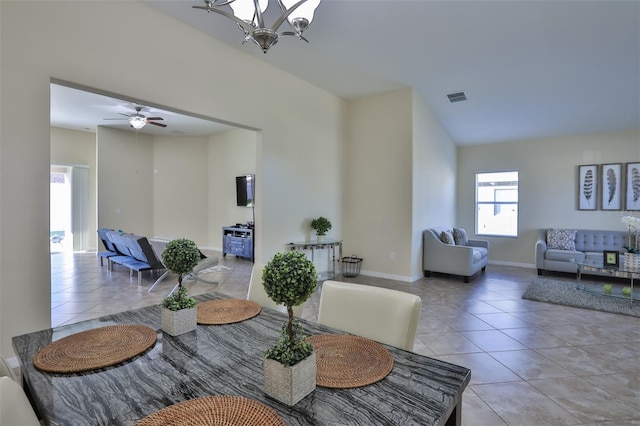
<box><xmin>52</xmin><ymin>0</ymin><xmax>640</xmax><ymax>145</ymax></box>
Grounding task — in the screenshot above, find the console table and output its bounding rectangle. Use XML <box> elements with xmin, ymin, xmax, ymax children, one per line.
<box><xmin>287</xmin><ymin>239</ymin><xmax>342</xmax><ymax>281</ymax></box>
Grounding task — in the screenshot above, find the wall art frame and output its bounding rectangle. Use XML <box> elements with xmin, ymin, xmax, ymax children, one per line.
<box><xmin>625</xmin><ymin>162</ymin><xmax>640</xmax><ymax>211</ymax></box>
<box><xmin>601</xmin><ymin>163</ymin><xmax>622</xmax><ymax>211</ymax></box>
<box><xmin>578</xmin><ymin>164</ymin><xmax>598</xmax><ymax>210</ymax></box>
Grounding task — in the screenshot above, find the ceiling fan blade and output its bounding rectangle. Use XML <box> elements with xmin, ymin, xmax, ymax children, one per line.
<box><xmin>145</xmin><ymin>117</ymin><xmax>164</xmax><ymax>121</ymax></box>
<box><xmin>148</xmin><ymin>121</ymin><xmax>167</xmax><ymax>128</ymax></box>
<box><xmin>118</xmin><ymin>113</ymin><xmax>132</xmax><ymax>117</ymax></box>
<box><xmin>103</xmin><ymin>118</ymin><xmax>129</xmax><ymax>120</ymax></box>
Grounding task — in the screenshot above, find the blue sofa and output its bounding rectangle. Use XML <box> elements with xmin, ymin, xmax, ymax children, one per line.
<box><xmin>98</xmin><ymin>229</ymin><xmax>164</xmax><ymax>285</ymax></box>
<box><xmin>535</xmin><ymin>228</ymin><xmax>630</xmax><ymax>276</ymax></box>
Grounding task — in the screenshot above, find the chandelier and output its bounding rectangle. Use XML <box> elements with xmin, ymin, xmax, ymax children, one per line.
<box><xmin>193</xmin><ymin>0</ymin><xmax>321</xmax><ymax>53</ymax></box>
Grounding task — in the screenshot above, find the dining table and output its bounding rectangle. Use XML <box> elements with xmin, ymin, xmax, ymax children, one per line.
<box><xmin>13</xmin><ymin>293</ymin><xmax>471</xmax><ymax>426</ymax></box>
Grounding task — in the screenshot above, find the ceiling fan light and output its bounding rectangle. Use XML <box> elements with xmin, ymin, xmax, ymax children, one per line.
<box><xmin>129</xmin><ymin>117</ymin><xmax>146</xmax><ymax>130</ymax></box>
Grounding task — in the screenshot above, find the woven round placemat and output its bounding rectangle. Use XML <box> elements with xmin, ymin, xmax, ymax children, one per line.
<box><xmin>135</xmin><ymin>395</ymin><xmax>285</xmax><ymax>426</ymax></box>
<box><xmin>33</xmin><ymin>324</ymin><xmax>157</xmax><ymax>374</ymax></box>
<box><xmin>197</xmin><ymin>299</ymin><xmax>261</xmax><ymax>325</ymax></box>
<box><xmin>308</xmin><ymin>334</ymin><xmax>394</xmax><ymax>389</ymax></box>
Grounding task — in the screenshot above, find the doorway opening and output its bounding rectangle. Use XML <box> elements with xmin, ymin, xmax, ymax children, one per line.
<box><xmin>50</xmin><ymin>165</ymin><xmax>72</xmax><ymax>253</ymax></box>
<box><xmin>50</xmin><ymin>164</ymin><xmax>89</xmax><ymax>253</ymax></box>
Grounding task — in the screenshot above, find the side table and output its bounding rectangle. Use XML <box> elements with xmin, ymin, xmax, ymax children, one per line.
<box><xmin>287</xmin><ymin>239</ymin><xmax>343</xmax><ymax>281</ymax></box>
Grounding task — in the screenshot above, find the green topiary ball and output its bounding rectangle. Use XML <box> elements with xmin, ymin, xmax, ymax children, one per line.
<box><xmin>262</xmin><ymin>251</ymin><xmax>317</xmax><ymax>308</ymax></box>
<box><xmin>161</xmin><ymin>238</ymin><xmax>200</xmax><ymax>278</ymax></box>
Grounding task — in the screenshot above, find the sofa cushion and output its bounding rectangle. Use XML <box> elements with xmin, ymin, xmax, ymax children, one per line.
<box><xmin>440</xmin><ymin>230</ymin><xmax>455</xmax><ymax>245</ymax></box>
<box><xmin>547</xmin><ymin>229</ymin><xmax>577</xmax><ymax>250</ymax></box>
<box><xmin>545</xmin><ymin>249</ymin><xmax>584</xmax><ymax>262</ymax></box>
<box><xmin>472</xmin><ymin>247</ymin><xmax>488</xmax><ymax>263</ymax></box>
<box><xmin>575</xmin><ymin>230</ymin><xmax>628</xmax><ymax>252</ymax></box>
<box><xmin>453</xmin><ymin>228</ymin><xmax>469</xmax><ymax>246</ymax></box>
<box><xmin>584</xmin><ymin>251</ymin><xmax>605</xmax><ymax>262</ymax></box>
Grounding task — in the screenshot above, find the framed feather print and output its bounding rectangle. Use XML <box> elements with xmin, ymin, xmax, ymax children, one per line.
<box><xmin>601</xmin><ymin>163</ymin><xmax>622</xmax><ymax>210</ymax></box>
<box><xmin>625</xmin><ymin>162</ymin><xmax>640</xmax><ymax>211</ymax></box>
<box><xmin>578</xmin><ymin>164</ymin><xmax>598</xmax><ymax>210</ymax></box>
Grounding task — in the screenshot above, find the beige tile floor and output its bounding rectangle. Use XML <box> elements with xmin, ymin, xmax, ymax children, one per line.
<box><xmin>50</xmin><ymin>252</ymin><xmax>640</xmax><ymax>426</ymax></box>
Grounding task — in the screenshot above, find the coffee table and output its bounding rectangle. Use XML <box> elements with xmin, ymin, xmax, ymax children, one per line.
<box><xmin>572</xmin><ymin>259</ymin><xmax>639</xmax><ymax>306</ymax></box>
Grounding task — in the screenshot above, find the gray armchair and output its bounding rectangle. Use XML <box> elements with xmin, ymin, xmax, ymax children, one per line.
<box><xmin>423</xmin><ymin>226</ymin><xmax>489</xmax><ymax>282</ymax></box>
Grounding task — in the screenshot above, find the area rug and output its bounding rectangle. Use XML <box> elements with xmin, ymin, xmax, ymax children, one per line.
<box><xmin>522</xmin><ymin>278</ymin><xmax>640</xmax><ymax>318</ymax></box>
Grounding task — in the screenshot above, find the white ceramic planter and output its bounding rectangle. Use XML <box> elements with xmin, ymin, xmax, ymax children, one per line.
<box><xmin>623</xmin><ymin>252</ymin><xmax>640</xmax><ymax>270</ymax></box>
<box><xmin>161</xmin><ymin>307</ymin><xmax>197</xmax><ymax>336</ymax></box>
<box><xmin>264</xmin><ymin>352</ymin><xmax>316</xmax><ymax>406</ymax></box>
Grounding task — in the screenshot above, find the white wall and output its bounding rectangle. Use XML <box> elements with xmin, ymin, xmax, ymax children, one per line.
<box><xmin>345</xmin><ymin>89</ymin><xmax>414</xmax><ymax>280</ymax></box>
<box><xmin>50</xmin><ymin>127</ymin><xmax>97</xmax><ymax>250</ymax></box>
<box><xmin>97</xmin><ymin>127</ymin><xmax>154</xmax><ymax>237</ymax></box>
<box><xmin>208</xmin><ymin>129</ymin><xmax>257</xmax><ymax>251</ymax></box>
<box><xmin>0</xmin><ymin>0</ymin><xmax>345</xmax><ymax>358</ymax></box>
<box><xmin>343</xmin><ymin>89</ymin><xmax>457</xmax><ymax>282</ymax></box>
<box><xmin>457</xmin><ymin>128</ymin><xmax>640</xmax><ymax>267</ymax></box>
<box><xmin>412</xmin><ymin>92</ymin><xmax>457</xmax><ymax>281</ymax></box>
<box><xmin>152</xmin><ymin>135</ymin><xmax>209</xmax><ymax>245</ymax></box>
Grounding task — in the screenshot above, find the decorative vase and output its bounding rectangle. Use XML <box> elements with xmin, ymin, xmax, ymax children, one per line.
<box><xmin>264</xmin><ymin>352</ymin><xmax>316</xmax><ymax>406</ymax></box>
<box><xmin>161</xmin><ymin>307</ymin><xmax>197</xmax><ymax>336</ymax></box>
<box><xmin>317</xmin><ymin>234</ymin><xmax>325</xmax><ymax>244</ymax></box>
<box><xmin>623</xmin><ymin>252</ymin><xmax>640</xmax><ymax>270</ymax></box>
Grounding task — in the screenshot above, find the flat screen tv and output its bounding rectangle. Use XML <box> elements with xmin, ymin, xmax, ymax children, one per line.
<box><xmin>236</xmin><ymin>174</ymin><xmax>255</xmax><ymax>207</ymax></box>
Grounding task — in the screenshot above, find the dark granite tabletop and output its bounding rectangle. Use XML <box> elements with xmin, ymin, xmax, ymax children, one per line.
<box><xmin>13</xmin><ymin>293</ymin><xmax>471</xmax><ymax>426</ymax></box>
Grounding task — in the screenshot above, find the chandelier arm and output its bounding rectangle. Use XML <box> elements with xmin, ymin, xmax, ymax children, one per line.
<box><xmin>207</xmin><ymin>0</ymin><xmax>236</xmax><ymax>7</ymax></box>
<box><xmin>271</xmin><ymin>0</ymin><xmax>308</xmax><ymax>33</ymax></box>
<box><xmin>252</xmin><ymin>0</ymin><xmax>266</xmax><ymax>29</ymax></box>
<box><xmin>192</xmin><ymin>5</ymin><xmax>255</xmax><ymax>35</ymax></box>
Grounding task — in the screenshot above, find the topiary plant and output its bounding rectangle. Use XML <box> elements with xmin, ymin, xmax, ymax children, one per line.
<box><xmin>160</xmin><ymin>238</ymin><xmax>200</xmax><ymax>311</ymax></box>
<box><xmin>310</xmin><ymin>216</ymin><xmax>332</xmax><ymax>236</ymax></box>
<box><xmin>262</xmin><ymin>251</ymin><xmax>318</xmax><ymax>366</ymax></box>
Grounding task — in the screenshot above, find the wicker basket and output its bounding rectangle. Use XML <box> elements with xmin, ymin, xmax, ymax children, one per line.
<box><xmin>341</xmin><ymin>255</ymin><xmax>363</xmax><ymax>277</ymax></box>
<box><xmin>264</xmin><ymin>352</ymin><xmax>316</xmax><ymax>406</ymax></box>
<box><xmin>162</xmin><ymin>307</ymin><xmax>197</xmax><ymax>336</ymax></box>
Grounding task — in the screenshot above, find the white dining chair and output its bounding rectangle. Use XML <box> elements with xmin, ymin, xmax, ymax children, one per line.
<box><xmin>317</xmin><ymin>280</ymin><xmax>422</xmax><ymax>351</ymax></box>
<box><xmin>247</xmin><ymin>263</ymin><xmax>303</xmax><ymax>317</ymax></box>
<box><xmin>0</xmin><ymin>356</ymin><xmax>15</xmax><ymax>380</ymax></box>
<box><xmin>0</xmin><ymin>376</ymin><xmax>41</xmax><ymax>426</ymax></box>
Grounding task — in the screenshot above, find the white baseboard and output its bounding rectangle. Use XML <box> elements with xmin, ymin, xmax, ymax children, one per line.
<box><xmin>488</xmin><ymin>260</ymin><xmax>536</xmax><ymax>269</ymax></box>
<box><xmin>357</xmin><ymin>269</ymin><xmax>413</xmax><ymax>283</ymax></box>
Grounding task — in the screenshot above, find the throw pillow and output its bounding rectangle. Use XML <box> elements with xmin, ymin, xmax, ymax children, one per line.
<box><xmin>453</xmin><ymin>228</ymin><xmax>469</xmax><ymax>246</ymax></box>
<box><xmin>440</xmin><ymin>230</ymin><xmax>455</xmax><ymax>245</ymax></box>
<box><xmin>547</xmin><ymin>229</ymin><xmax>577</xmax><ymax>250</ymax></box>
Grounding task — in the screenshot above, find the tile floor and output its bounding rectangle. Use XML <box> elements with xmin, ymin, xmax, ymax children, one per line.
<box><xmin>50</xmin><ymin>251</ymin><xmax>640</xmax><ymax>426</ymax></box>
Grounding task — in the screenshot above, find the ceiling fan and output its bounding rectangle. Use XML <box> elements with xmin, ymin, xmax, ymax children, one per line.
<box><xmin>104</xmin><ymin>106</ymin><xmax>167</xmax><ymax>130</ymax></box>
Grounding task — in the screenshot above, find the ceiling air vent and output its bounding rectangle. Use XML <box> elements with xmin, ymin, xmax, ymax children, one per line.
<box><xmin>447</xmin><ymin>92</ymin><xmax>467</xmax><ymax>103</ymax></box>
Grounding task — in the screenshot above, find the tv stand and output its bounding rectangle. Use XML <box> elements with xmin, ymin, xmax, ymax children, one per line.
<box><xmin>222</xmin><ymin>226</ymin><xmax>254</xmax><ymax>261</ymax></box>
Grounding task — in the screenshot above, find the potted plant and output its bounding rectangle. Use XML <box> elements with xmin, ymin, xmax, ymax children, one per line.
<box><xmin>621</xmin><ymin>216</ymin><xmax>640</xmax><ymax>269</ymax></box>
<box><xmin>160</xmin><ymin>238</ymin><xmax>201</xmax><ymax>336</ymax></box>
<box><xmin>262</xmin><ymin>251</ymin><xmax>318</xmax><ymax>406</ymax></box>
<box><xmin>310</xmin><ymin>216</ymin><xmax>331</xmax><ymax>243</ymax></box>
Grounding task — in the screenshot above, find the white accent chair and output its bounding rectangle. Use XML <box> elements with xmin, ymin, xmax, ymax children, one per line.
<box><xmin>247</xmin><ymin>263</ymin><xmax>303</xmax><ymax>317</ymax></box>
<box><xmin>423</xmin><ymin>227</ymin><xmax>489</xmax><ymax>283</ymax></box>
<box><xmin>317</xmin><ymin>280</ymin><xmax>422</xmax><ymax>351</ymax></box>
<box><xmin>0</xmin><ymin>359</ymin><xmax>40</xmax><ymax>426</ymax></box>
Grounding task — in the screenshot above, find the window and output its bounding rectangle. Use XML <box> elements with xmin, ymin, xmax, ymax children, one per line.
<box><xmin>476</xmin><ymin>171</ymin><xmax>518</xmax><ymax>237</ymax></box>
